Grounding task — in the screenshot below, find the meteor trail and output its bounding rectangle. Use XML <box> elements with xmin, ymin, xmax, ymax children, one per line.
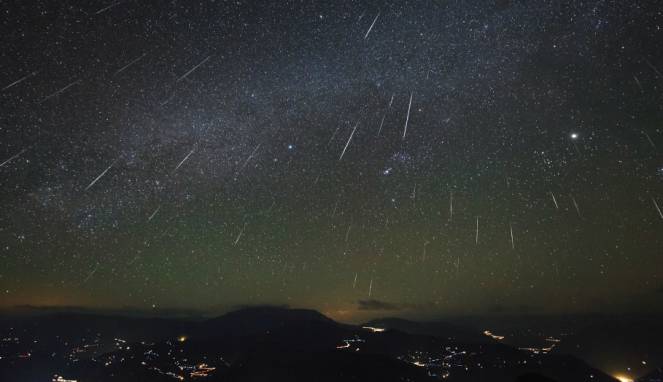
<box><xmin>331</xmin><ymin>199</ymin><xmax>339</xmax><ymax>218</ymax></box>
<box><xmin>644</xmin><ymin>58</ymin><xmax>663</xmax><ymax>79</ymax></box>
<box><xmin>376</xmin><ymin>113</ymin><xmax>386</xmax><ymax>137</ymax></box>
<box><xmin>571</xmin><ymin>195</ymin><xmax>581</xmax><ymax>218</ymax></box>
<box><xmin>234</xmin><ymin>223</ymin><xmax>247</xmax><ymax>246</ymax></box>
<box><xmin>148</xmin><ymin>206</ymin><xmax>161</xmax><ymax>222</ymax></box>
<box><xmin>2</xmin><ymin>71</ymin><xmax>38</xmax><ymax>91</ymax></box>
<box><xmin>173</xmin><ymin>147</ymin><xmax>196</xmax><ymax>172</ymax></box>
<box><xmin>83</xmin><ymin>263</ymin><xmax>100</xmax><ymax>284</ymax></box>
<box><xmin>550</xmin><ymin>192</ymin><xmax>559</xmax><ymax>209</ymax></box>
<box><xmin>475</xmin><ymin>217</ymin><xmax>479</xmax><ymax>245</ymax></box>
<box><xmin>96</xmin><ymin>1</ymin><xmax>121</xmax><ymax>14</ymax></box>
<box><xmin>85</xmin><ymin>158</ymin><xmax>118</xmax><ymax>191</ymax></box>
<box><xmin>114</xmin><ymin>53</ymin><xmax>146</xmax><ymax>75</ymax></box>
<box><xmin>403</xmin><ymin>92</ymin><xmax>413</xmax><ymax>139</ymax></box>
<box><xmin>40</xmin><ymin>80</ymin><xmax>80</xmax><ymax>103</ymax></box>
<box><xmin>509</xmin><ymin>223</ymin><xmax>515</xmax><ymax>249</ymax></box>
<box><xmin>633</xmin><ymin>75</ymin><xmax>644</xmax><ymax>93</ymax></box>
<box><xmin>339</xmin><ymin>122</ymin><xmax>359</xmax><ymax>161</ymax></box>
<box><xmin>411</xmin><ymin>183</ymin><xmax>417</xmax><ymax>207</ymax></box>
<box><xmin>236</xmin><ymin>144</ymin><xmax>261</xmax><ymax>177</ymax></box>
<box><xmin>327</xmin><ymin>126</ymin><xmax>341</xmax><ymax>147</ymax></box>
<box><xmin>653</xmin><ymin>198</ymin><xmax>663</xmax><ymax>220</ymax></box>
<box><xmin>642</xmin><ymin>130</ymin><xmax>656</xmax><ymax>149</ymax></box>
<box><xmin>0</xmin><ymin>148</ymin><xmax>28</xmax><ymax>168</ymax></box>
<box><xmin>364</xmin><ymin>12</ymin><xmax>380</xmax><ymax>39</ymax></box>
<box><xmin>449</xmin><ymin>190</ymin><xmax>453</xmax><ymax>222</ymax></box>
<box><xmin>177</xmin><ymin>56</ymin><xmax>211</xmax><ymax>82</ymax></box>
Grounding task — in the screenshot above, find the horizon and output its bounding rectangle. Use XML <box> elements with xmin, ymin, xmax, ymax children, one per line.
<box><xmin>3</xmin><ymin>303</ymin><xmax>663</xmax><ymax>324</ymax></box>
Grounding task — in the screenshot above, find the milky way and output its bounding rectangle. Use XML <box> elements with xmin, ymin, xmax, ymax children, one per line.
<box><xmin>1</xmin><ymin>0</ymin><xmax>662</xmax><ymax>321</ymax></box>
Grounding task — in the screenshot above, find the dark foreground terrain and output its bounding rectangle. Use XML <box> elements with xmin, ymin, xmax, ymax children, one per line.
<box><xmin>0</xmin><ymin>307</ymin><xmax>656</xmax><ymax>382</ymax></box>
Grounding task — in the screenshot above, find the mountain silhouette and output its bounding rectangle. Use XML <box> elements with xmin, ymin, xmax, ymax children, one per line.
<box><xmin>195</xmin><ymin>306</ymin><xmax>342</xmax><ymax>338</ymax></box>
<box><xmin>0</xmin><ymin>307</ymin><xmax>623</xmax><ymax>382</ymax></box>
<box><xmin>363</xmin><ymin>316</ymin><xmax>489</xmax><ymax>343</ymax></box>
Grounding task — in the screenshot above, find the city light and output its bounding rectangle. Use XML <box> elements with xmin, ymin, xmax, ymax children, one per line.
<box><xmin>483</xmin><ymin>330</ymin><xmax>505</xmax><ymax>341</ymax></box>
<box><xmin>614</xmin><ymin>374</ymin><xmax>633</xmax><ymax>382</ymax></box>
<box><xmin>362</xmin><ymin>326</ymin><xmax>386</xmax><ymax>333</ymax></box>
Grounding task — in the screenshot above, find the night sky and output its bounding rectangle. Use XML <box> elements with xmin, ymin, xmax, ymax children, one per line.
<box><xmin>1</xmin><ymin>0</ymin><xmax>662</xmax><ymax>322</ymax></box>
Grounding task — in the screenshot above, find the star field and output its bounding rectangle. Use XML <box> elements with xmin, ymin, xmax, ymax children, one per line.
<box><xmin>1</xmin><ymin>0</ymin><xmax>662</xmax><ymax>321</ymax></box>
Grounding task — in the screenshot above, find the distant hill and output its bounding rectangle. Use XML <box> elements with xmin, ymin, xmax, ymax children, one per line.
<box><xmin>516</xmin><ymin>373</ymin><xmax>559</xmax><ymax>382</ymax></box>
<box><xmin>552</xmin><ymin>315</ymin><xmax>663</xmax><ymax>378</ymax></box>
<box><xmin>195</xmin><ymin>306</ymin><xmax>344</xmax><ymax>338</ymax></box>
<box><xmin>638</xmin><ymin>367</ymin><xmax>663</xmax><ymax>382</ymax></box>
<box><xmin>0</xmin><ymin>307</ymin><xmax>625</xmax><ymax>382</ymax></box>
<box><xmin>363</xmin><ymin>317</ymin><xmax>489</xmax><ymax>344</ymax></box>
<box><xmin>0</xmin><ymin>313</ymin><xmax>193</xmax><ymax>343</ymax></box>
